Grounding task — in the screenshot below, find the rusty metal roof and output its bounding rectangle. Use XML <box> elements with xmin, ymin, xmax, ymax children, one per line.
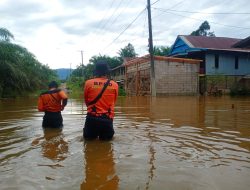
<box><xmin>232</xmin><ymin>36</ymin><xmax>250</xmax><ymax>48</ymax></box>
<box><xmin>181</xmin><ymin>35</ymin><xmax>242</xmax><ymax>49</ymax></box>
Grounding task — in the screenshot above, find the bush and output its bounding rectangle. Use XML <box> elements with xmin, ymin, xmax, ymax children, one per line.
<box><xmin>118</xmin><ymin>87</ymin><xmax>126</xmax><ymax>96</ymax></box>
<box><xmin>230</xmin><ymin>84</ymin><xmax>250</xmax><ymax>96</ymax></box>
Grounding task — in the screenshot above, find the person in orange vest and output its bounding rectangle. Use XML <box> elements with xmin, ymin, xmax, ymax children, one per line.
<box><xmin>83</xmin><ymin>61</ymin><xmax>118</xmax><ymax>140</ymax></box>
<box><xmin>38</xmin><ymin>81</ymin><xmax>68</xmax><ymax>128</ymax></box>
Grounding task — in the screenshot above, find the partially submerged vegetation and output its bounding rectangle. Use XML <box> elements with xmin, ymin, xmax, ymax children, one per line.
<box><xmin>206</xmin><ymin>75</ymin><xmax>250</xmax><ymax>96</ymax></box>
<box><xmin>0</xmin><ymin>28</ymin><xmax>57</xmax><ymax>98</ymax></box>
<box><xmin>230</xmin><ymin>84</ymin><xmax>250</xmax><ymax>96</ymax></box>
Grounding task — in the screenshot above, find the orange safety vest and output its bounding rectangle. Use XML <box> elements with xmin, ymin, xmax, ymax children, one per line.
<box><xmin>38</xmin><ymin>89</ymin><xmax>68</xmax><ymax>112</ymax></box>
<box><xmin>84</xmin><ymin>78</ymin><xmax>118</xmax><ymax>119</ymax></box>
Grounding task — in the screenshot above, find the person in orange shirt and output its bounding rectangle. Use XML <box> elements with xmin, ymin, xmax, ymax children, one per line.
<box><xmin>83</xmin><ymin>61</ymin><xmax>118</xmax><ymax>140</ymax></box>
<box><xmin>38</xmin><ymin>81</ymin><xmax>68</xmax><ymax>128</ymax></box>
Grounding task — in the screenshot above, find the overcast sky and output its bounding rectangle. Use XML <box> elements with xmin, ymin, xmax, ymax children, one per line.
<box><xmin>1</xmin><ymin>0</ymin><xmax>250</xmax><ymax>69</ymax></box>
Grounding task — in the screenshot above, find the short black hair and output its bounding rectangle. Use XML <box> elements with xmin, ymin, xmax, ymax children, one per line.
<box><xmin>48</xmin><ymin>81</ymin><xmax>58</xmax><ymax>88</ymax></box>
<box><xmin>94</xmin><ymin>60</ymin><xmax>111</xmax><ymax>77</ymax></box>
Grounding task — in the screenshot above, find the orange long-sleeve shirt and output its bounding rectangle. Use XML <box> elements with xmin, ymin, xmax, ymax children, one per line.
<box><xmin>84</xmin><ymin>78</ymin><xmax>118</xmax><ymax>119</ymax></box>
<box><xmin>38</xmin><ymin>89</ymin><xmax>68</xmax><ymax>112</ymax></box>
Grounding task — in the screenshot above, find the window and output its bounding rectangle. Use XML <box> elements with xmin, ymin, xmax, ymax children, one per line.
<box><xmin>215</xmin><ymin>54</ymin><xmax>219</xmax><ymax>69</ymax></box>
<box><xmin>235</xmin><ymin>56</ymin><xmax>239</xmax><ymax>69</ymax></box>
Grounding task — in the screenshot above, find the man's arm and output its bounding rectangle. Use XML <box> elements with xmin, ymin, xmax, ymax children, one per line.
<box><xmin>114</xmin><ymin>82</ymin><xmax>119</xmax><ymax>103</ymax></box>
<box><xmin>84</xmin><ymin>81</ymin><xmax>90</xmax><ymax>105</ymax></box>
<box><xmin>59</xmin><ymin>90</ymin><xmax>68</xmax><ymax>110</ymax></box>
<box><xmin>38</xmin><ymin>96</ymin><xmax>45</xmax><ymax>112</ymax></box>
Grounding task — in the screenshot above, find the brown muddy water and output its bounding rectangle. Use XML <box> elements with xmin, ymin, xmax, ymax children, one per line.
<box><xmin>0</xmin><ymin>96</ymin><xmax>250</xmax><ymax>190</ymax></box>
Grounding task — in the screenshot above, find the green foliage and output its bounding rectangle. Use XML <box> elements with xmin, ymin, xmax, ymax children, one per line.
<box><xmin>190</xmin><ymin>21</ymin><xmax>215</xmax><ymax>37</ymax></box>
<box><xmin>71</xmin><ymin>64</ymin><xmax>94</xmax><ymax>80</ymax></box>
<box><xmin>71</xmin><ymin>54</ymin><xmax>122</xmax><ymax>80</ymax></box>
<box><xmin>153</xmin><ymin>46</ymin><xmax>170</xmax><ymax>56</ymax></box>
<box><xmin>117</xmin><ymin>43</ymin><xmax>137</xmax><ymax>62</ymax></box>
<box><xmin>206</xmin><ymin>75</ymin><xmax>225</xmax><ymax>96</ymax></box>
<box><xmin>68</xmin><ymin>43</ymin><xmax>138</xmax><ymax>97</ymax></box>
<box><xmin>0</xmin><ymin>27</ymin><xmax>14</xmax><ymax>42</ymax></box>
<box><xmin>66</xmin><ymin>76</ymin><xmax>84</xmax><ymax>98</ymax></box>
<box><xmin>118</xmin><ymin>87</ymin><xmax>126</xmax><ymax>96</ymax></box>
<box><xmin>0</xmin><ymin>28</ymin><xmax>57</xmax><ymax>98</ymax></box>
<box><xmin>90</xmin><ymin>54</ymin><xmax>121</xmax><ymax>69</ymax></box>
<box><xmin>206</xmin><ymin>75</ymin><xmax>225</xmax><ymax>87</ymax></box>
<box><xmin>230</xmin><ymin>84</ymin><xmax>250</xmax><ymax>96</ymax></box>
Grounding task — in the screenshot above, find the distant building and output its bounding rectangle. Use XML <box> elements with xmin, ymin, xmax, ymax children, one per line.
<box><xmin>111</xmin><ymin>63</ymin><xmax>125</xmax><ymax>89</ymax></box>
<box><xmin>169</xmin><ymin>35</ymin><xmax>250</xmax><ymax>94</ymax></box>
<box><xmin>111</xmin><ymin>55</ymin><xmax>201</xmax><ymax>96</ymax></box>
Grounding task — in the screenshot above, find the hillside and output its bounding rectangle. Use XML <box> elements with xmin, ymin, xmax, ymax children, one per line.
<box><xmin>55</xmin><ymin>68</ymin><xmax>73</xmax><ymax>80</ymax></box>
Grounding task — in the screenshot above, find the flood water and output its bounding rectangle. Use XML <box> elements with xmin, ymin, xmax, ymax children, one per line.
<box><xmin>0</xmin><ymin>96</ymin><xmax>250</xmax><ymax>190</ymax></box>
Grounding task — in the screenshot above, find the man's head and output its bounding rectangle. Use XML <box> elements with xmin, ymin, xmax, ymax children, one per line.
<box><xmin>48</xmin><ymin>81</ymin><xmax>58</xmax><ymax>89</ymax></box>
<box><xmin>94</xmin><ymin>60</ymin><xmax>110</xmax><ymax>77</ymax></box>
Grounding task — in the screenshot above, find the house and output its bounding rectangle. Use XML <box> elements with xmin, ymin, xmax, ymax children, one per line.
<box><xmin>169</xmin><ymin>35</ymin><xmax>250</xmax><ymax>94</ymax></box>
<box><xmin>110</xmin><ymin>58</ymin><xmax>135</xmax><ymax>90</ymax></box>
<box><xmin>110</xmin><ymin>63</ymin><xmax>125</xmax><ymax>89</ymax></box>
<box><xmin>115</xmin><ymin>55</ymin><xmax>201</xmax><ymax>96</ymax></box>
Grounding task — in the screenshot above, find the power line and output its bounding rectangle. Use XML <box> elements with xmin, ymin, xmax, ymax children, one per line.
<box><xmin>96</xmin><ymin>0</ymin><xmax>161</xmax><ymax>54</ymax></box>
<box><xmin>91</xmin><ymin>0</ymin><xmax>128</xmax><ymax>54</ymax></box>
<box><xmin>116</xmin><ymin>12</ymin><xmax>148</xmax><ymax>44</ymax></box>
<box><xmin>94</xmin><ymin>0</ymin><xmax>127</xmax><ymax>45</ymax></box>
<box><xmin>90</xmin><ymin>0</ymin><xmax>117</xmax><ymax>46</ymax></box>
<box><xmin>151</xmin><ymin>0</ymin><xmax>161</xmax><ymax>6</ymax></box>
<box><xmin>101</xmin><ymin>0</ymin><xmax>160</xmax><ymax>49</ymax></box>
<box><xmin>153</xmin><ymin>7</ymin><xmax>250</xmax><ymax>15</ymax></box>
<box><xmin>99</xmin><ymin>0</ymin><xmax>133</xmax><ymax>39</ymax></box>
<box><xmin>97</xmin><ymin>0</ymin><xmax>125</xmax><ymax>33</ymax></box>
<box><xmin>95</xmin><ymin>0</ymin><xmax>116</xmax><ymax>31</ymax></box>
<box><xmin>150</xmin><ymin>0</ymin><xmax>185</xmax><ymax>45</ymax></box>
<box><xmin>154</xmin><ymin>8</ymin><xmax>250</xmax><ymax>30</ymax></box>
<box><xmin>103</xmin><ymin>8</ymin><xmax>146</xmax><ymax>51</ymax></box>
<box><xmin>152</xmin><ymin>0</ymin><xmax>185</xmax><ymax>19</ymax></box>
<box><xmin>142</xmin><ymin>9</ymin><xmax>148</xmax><ymax>39</ymax></box>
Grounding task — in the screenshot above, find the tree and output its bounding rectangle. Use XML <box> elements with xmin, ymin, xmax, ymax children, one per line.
<box><xmin>71</xmin><ymin>64</ymin><xmax>94</xmax><ymax>80</ymax></box>
<box><xmin>117</xmin><ymin>43</ymin><xmax>137</xmax><ymax>63</ymax></box>
<box><xmin>70</xmin><ymin>54</ymin><xmax>121</xmax><ymax>82</ymax></box>
<box><xmin>0</xmin><ymin>27</ymin><xmax>14</xmax><ymax>42</ymax></box>
<box><xmin>69</xmin><ymin>43</ymin><xmax>138</xmax><ymax>89</ymax></box>
<box><xmin>190</xmin><ymin>21</ymin><xmax>215</xmax><ymax>37</ymax></box>
<box><xmin>0</xmin><ymin>28</ymin><xmax>57</xmax><ymax>97</ymax></box>
<box><xmin>90</xmin><ymin>54</ymin><xmax>121</xmax><ymax>68</ymax></box>
<box><xmin>153</xmin><ymin>46</ymin><xmax>170</xmax><ymax>56</ymax></box>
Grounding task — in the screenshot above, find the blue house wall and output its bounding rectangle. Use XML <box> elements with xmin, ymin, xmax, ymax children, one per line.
<box><xmin>206</xmin><ymin>53</ymin><xmax>250</xmax><ymax>76</ymax></box>
<box><xmin>170</xmin><ymin>36</ymin><xmax>250</xmax><ymax>76</ymax></box>
<box><xmin>170</xmin><ymin>38</ymin><xmax>190</xmax><ymax>55</ymax></box>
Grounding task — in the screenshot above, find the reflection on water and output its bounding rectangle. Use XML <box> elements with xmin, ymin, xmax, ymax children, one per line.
<box><xmin>81</xmin><ymin>140</ymin><xmax>119</xmax><ymax>190</ymax></box>
<box><xmin>32</xmin><ymin>128</ymin><xmax>68</xmax><ymax>161</ymax></box>
<box><xmin>145</xmin><ymin>142</ymin><xmax>156</xmax><ymax>190</ymax></box>
<box><xmin>0</xmin><ymin>96</ymin><xmax>250</xmax><ymax>190</ymax></box>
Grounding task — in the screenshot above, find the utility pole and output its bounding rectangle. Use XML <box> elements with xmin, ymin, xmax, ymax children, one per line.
<box><xmin>69</xmin><ymin>62</ymin><xmax>72</xmax><ymax>82</ymax></box>
<box><xmin>80</xmin><ymin>50</ymin><xmax>84</xmax><ymax>77</ymax></box>
<box><xmin>147</xmin><ymin>0</ymin><xmax>156</xmax><ymax>96</ymax></box>
<box><xmin>80</xmin><ymin>50</ymin><xmax>84</xmax><ymax>114</ymax></box>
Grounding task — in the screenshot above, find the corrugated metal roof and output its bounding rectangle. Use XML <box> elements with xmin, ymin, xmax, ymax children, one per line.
<box><xmin>182</xmin><ymin>35</ymin><xmax>241</xmax><ymax>49</ymax></box>
<box><xmin>232</xmin><ymin>36</ymin><xmax>250</xmax><ymax>48</ymax></box>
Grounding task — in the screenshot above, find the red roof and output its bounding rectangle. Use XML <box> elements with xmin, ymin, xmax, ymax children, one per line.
<box><xmin>181</xmin><ymin>35</ymin><xmax>241</xmax><ymax>49</ymax></box>
<box><xmin>232</xmin><ymin>36</ymin><xmax>250</xmax><ymax>48</ymax></box>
